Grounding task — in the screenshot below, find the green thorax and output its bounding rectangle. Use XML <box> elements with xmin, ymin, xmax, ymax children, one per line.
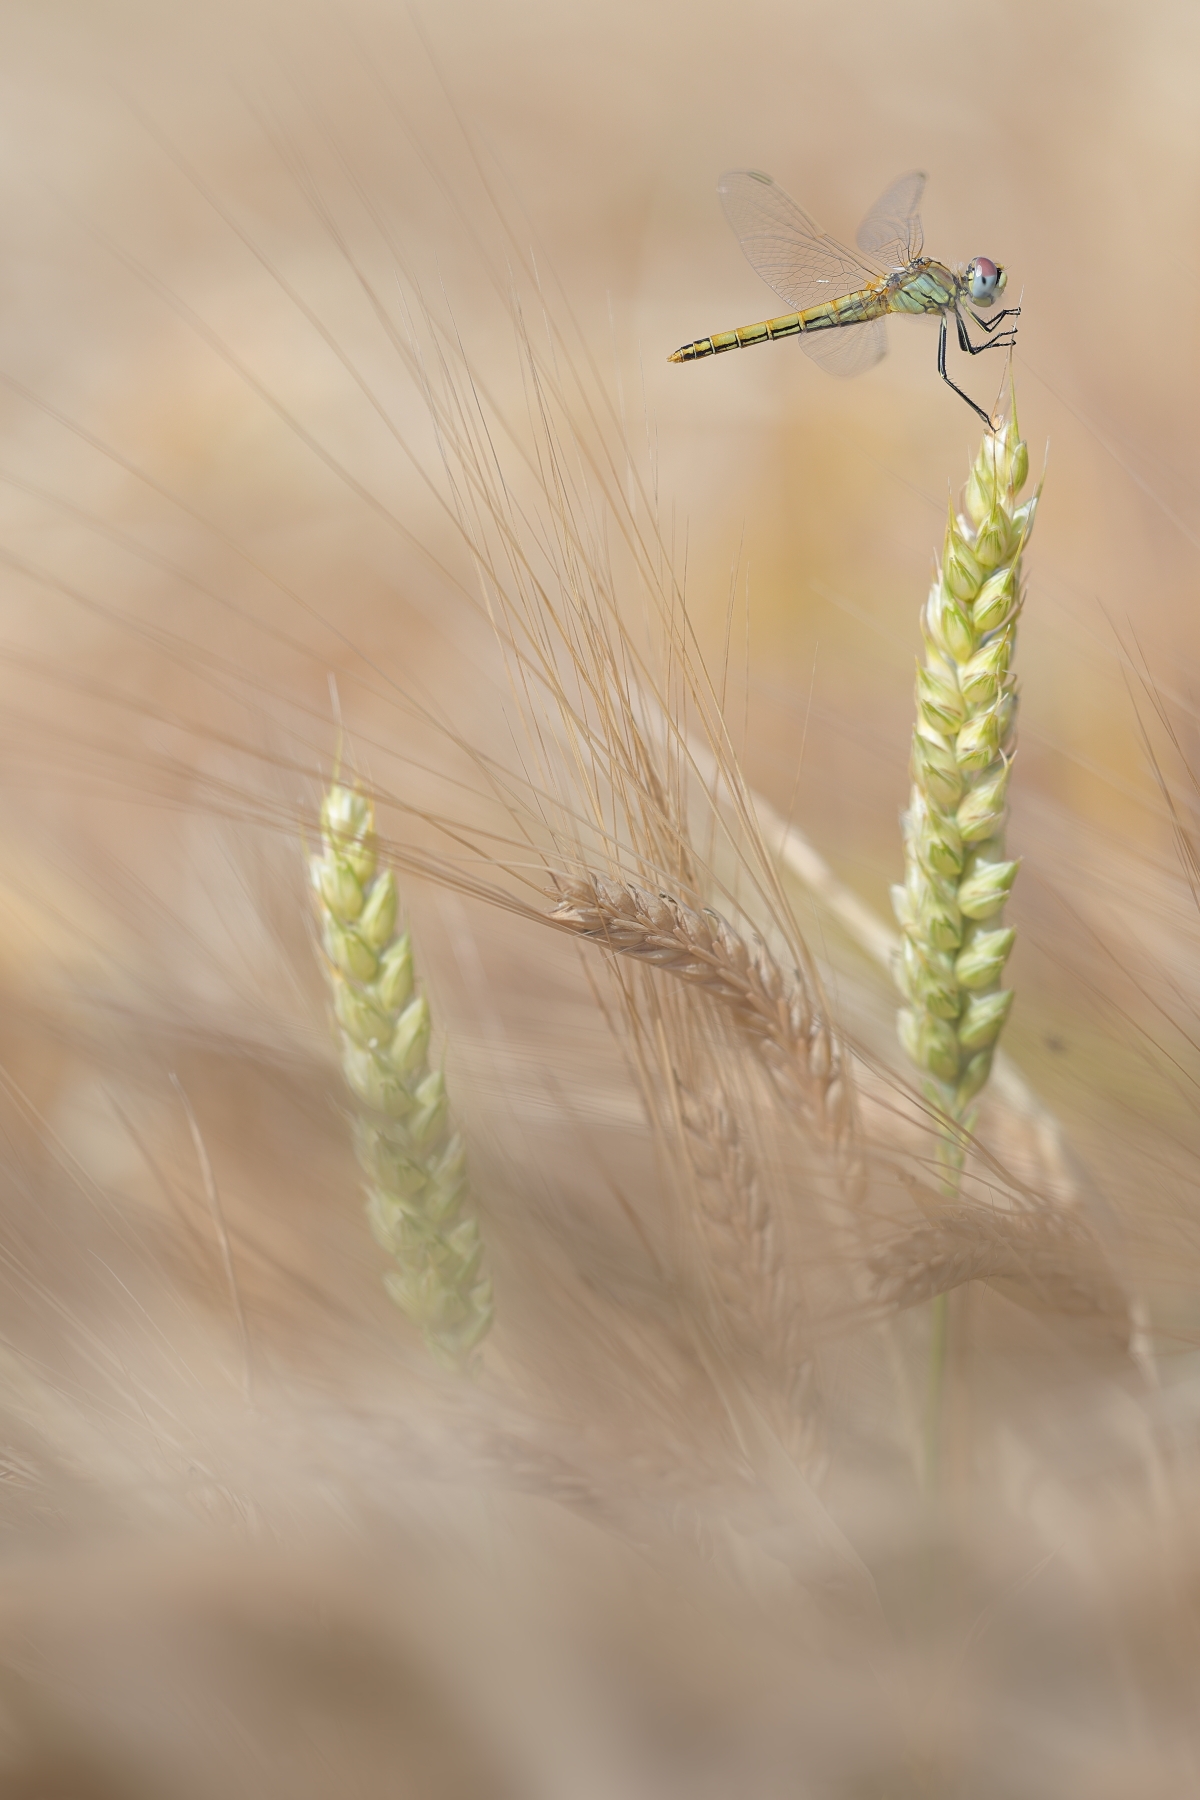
<box><xmin>886</xmin><ymin>260</ymin><xmax>961</xmax><ymax>316</ymax></box>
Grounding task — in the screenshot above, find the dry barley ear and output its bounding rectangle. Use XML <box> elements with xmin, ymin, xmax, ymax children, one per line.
<box><xmin>311</xmin><ymin>781</ymin><xmax>493</xmax><ymax>1372</ymax></box>
<box><xmin>868</xmin><ymin>1196</ymin><xmax>1130</xmax><ymax>1332</ymax></box>
<box><xmin>548</xmin><ymin>874</ymin><xmax>852</xmax><ymax>1145</ymax></box>
<box><xmin>547</xmin><ymin>871</ymin><xmax>868</xmax><ymax>1470</ymax></box>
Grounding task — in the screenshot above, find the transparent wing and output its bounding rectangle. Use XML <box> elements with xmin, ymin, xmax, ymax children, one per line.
<box><xmin>856</xmin><ymin>170</ymin><xmax>925</xmax><ymax>268</ymax></box>
<box><xmin>718</xmin><ymin>170</ymin><xmax>884</xmax><ymax>312</ymax></box>
<box><xmin>800</xmin><ymin>317</ymin><xmax>888</xmax><ymax>377</ymax></box>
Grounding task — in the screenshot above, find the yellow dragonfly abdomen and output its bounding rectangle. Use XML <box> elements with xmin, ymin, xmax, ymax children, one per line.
<box><xmin>670</xmin><ymin>261</ymin><xmax>957</xmax><ymax>362</ymax></box>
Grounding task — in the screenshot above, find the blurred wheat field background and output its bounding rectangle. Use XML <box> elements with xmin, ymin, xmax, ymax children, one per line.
<box><xmin>0</xmin><ymin>1</ymin><xmax>1198</xmax><ymax>1794</ymax></box>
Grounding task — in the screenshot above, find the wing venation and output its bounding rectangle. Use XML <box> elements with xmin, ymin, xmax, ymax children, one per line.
<box><xmin>717</xmin><ymin>170</ymin><xmax>883</xmax><ymax>313</ymax></box>
<box><xmin>800</xmin><ymin>317</ymin><xmax>889</xmax><ymax>377</ymax></box>
<box><xmin>856</xmin><ymin>170</ymin><xmax>926</xmax><ymax>268</ymax></box>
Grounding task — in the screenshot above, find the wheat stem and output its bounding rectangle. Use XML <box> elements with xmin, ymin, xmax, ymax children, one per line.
<box><xmin>312</xmin><ymin>782</ymin><xmax>493</xmax><ymax>1371</ymax></box>
<box><xmin>924</xmin><ymin>1290</ymin><xmax>949</xmax><ymax>1485</ymax></box>
<box><xmin>892</xmin><ymin>384</ymin><xmax>1035</xmax><ymax>1482</ymax></box>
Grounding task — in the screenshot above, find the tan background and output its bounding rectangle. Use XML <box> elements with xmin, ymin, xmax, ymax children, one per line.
<box><xmin>0</xmin><ymin>7</ymin><xmax>1195</xmax><ymax>1788</ymax></box>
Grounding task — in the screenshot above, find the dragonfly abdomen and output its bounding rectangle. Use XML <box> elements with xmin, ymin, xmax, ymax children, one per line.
<box><xmin>669</xmin><ymin>286</ymin><xmax>888</xmax><ymax>362</ymax></box>
<box><xmin>670</xmin><ymin>312</ymin><xmax>804</xmax><ymax>361</ymax></box>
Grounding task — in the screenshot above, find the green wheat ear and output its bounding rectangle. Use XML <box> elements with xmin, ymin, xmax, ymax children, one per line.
<box><xmin>893</xmin><ymin>391</ymin><xmax>1036</xmax><ymax>1166</ymax></box>
<box><xmin>312</xmin><ymin>782</ymin><xmax>493</xmax><ymax>1371</ymax></box>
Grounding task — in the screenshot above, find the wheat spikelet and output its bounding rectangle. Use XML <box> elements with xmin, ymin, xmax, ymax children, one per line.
<box><xmin>312</xmin><ymin>782</ymin><xmax>493</xmax><ymax>1370</ymax></box>
<box><xmin>893</xmin><ymin>392</ymin><xmax>1036</xmax><ymax>1133</ymax></box>
<box><xmin>549</xmin><ymin>873</ymin><xmax>850</xmax><ymax>1139</ymax></box>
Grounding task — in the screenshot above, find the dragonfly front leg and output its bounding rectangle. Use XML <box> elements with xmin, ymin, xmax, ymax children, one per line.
<box><xmin>955</xmin><ymin>309</ymin><xmax>1018</xmax><ymax>356</ymax></box>
<box><xmin>966</xmin><ymin>304</ymin><xmax>1021</xmax><ymax>334</ymax></box>
<box><xmin>937</xmin><ymin>314</ymin><xmax>996</xmax><ymax>430</ymax></box>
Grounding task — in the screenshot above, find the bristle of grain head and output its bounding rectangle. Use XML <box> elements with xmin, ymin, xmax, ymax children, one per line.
<box><xmin>313</xmin><ymin>782</ymin><xmax>493</xmax><ymax>1370</ymax></box>
<box><xmin>893</xmin><ymin>390</ymin><xmax>1033</xmax><ymax>1129</ymax></box>
<box><xmin>549</xmin><ymin>874</ymin><xmax>849</xmax><ymax>1139</ymax></box>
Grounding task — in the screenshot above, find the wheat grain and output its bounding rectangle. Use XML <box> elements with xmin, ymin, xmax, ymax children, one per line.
<box><xmin>890</xmin><ymin>387</ymin><xmax>1037</xmax><ymax>1485</ymax></box>
<box><xmin>312</xmin><ymin>781</ymin><xmax>493</xmax><ymax>1371</ymax></box>
<box><xmin>893</xmin><ymin>392</ymin><xmax>1035</xmax><ymax>1134</ymax></box>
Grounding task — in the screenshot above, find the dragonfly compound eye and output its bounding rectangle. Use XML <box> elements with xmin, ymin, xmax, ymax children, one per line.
<box><xmin>968</xmin><ymin>256</ymin><xmax>1000</xmax><ymax>303</ymax></box>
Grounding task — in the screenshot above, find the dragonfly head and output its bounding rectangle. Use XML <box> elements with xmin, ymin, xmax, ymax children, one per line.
<box><xmin>966</xmin><ymin>257</ymin><xmax>1006</xmax><ymax>305</ymax></box>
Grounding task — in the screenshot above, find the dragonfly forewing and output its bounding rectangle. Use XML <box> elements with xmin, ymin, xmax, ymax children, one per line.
<box><xmin>717</xmin><ymin>171</ymin><xmax>882</xmax><ymax>313</ymax></box>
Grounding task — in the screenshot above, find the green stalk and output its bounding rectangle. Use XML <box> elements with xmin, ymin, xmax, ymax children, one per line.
<box><xmin>891</xmin><ymin>391</ymin><xmax>1036</xmax><ymax>1485</ymax></box>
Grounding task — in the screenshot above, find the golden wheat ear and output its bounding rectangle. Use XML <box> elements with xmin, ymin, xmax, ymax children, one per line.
<box><xmin>893</xmin><ymin>392</ymin><xmax>1034</xmax><ymax>1147</ymax></box>
<box><xmin>889</xmin><ymin>385</ymin><xmax>1035</xmax><ymax>1480</ymax></box>
<box><xmin>311</xmin><ymin>781</ymin><xmax>493</xmax><ymax>1371</ymax></box>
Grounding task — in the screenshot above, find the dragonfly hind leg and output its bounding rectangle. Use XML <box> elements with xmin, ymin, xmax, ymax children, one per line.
<box><xmin>936</xmin><ymin>314</ymin><xmax>1001</xmax><ymax>431</ymax></box>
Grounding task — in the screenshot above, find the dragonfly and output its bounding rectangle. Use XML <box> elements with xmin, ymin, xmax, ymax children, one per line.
<box><xmin>670</xmin><ymin>170</ymin><xmax>1019</xmax><ymax>429</ymax></box>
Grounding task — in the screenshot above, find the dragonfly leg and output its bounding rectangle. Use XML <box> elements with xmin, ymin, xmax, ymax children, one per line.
<box><xmin>966</xmin><ymin>304</ymin><xmax>1021</xmax><ymax>334</ymax></box>
<box><xmin>937</xmin><ymin>315</ymin><xmax>996</xmax><ymax>430</ymax></box>
<box><xmin>955</xmin><ymin>309</ymin><xmax>1018</xmax><ymax>357</ymax></box>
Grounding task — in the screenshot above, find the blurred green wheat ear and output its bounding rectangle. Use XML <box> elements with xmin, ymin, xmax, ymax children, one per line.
<box><xmin>893</xmin><ymin>390</ymin><xmax>1035</xmax><ymax>1162</ymax></box>
<box><xmin>311</xmin><ymin>782</ymin><xmax>493</xmax><ymax>1371</ymax></box>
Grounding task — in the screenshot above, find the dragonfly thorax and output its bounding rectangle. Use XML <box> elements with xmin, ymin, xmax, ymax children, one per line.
<box><xmin>885</xmin><ymin>258</ymin><xmax>928</xmax><ymax>289</ymax></box>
